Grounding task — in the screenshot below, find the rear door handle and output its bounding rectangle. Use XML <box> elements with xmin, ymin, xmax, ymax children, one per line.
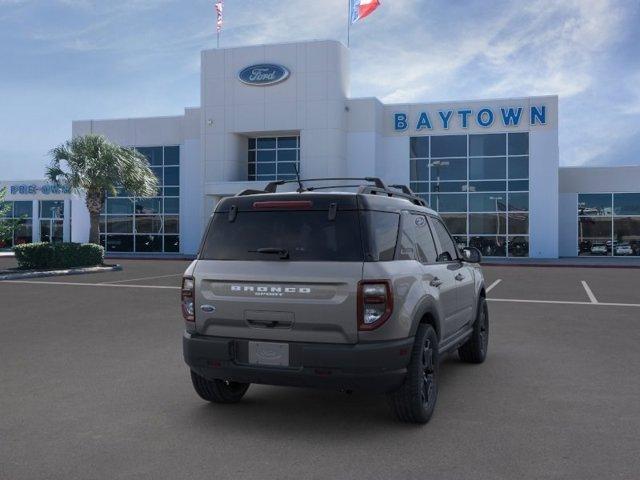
<box><xmin>455</xmin><ymin>273</ymin><xmax>465</xmax><ymax>281</ymax></box>
<box><xmin>430</xmin><ymin>277</ymin><xmax>443</xmax><ymax>287</ymax></box>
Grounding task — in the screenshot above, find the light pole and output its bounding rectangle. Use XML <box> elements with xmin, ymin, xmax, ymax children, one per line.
<box><xmin>430</xmin><ymin>160</ymin><xmax>449</xmax><ymax>212</ymax></box>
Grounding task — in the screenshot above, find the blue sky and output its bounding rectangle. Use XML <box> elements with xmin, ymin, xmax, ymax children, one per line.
<box><xmin>1</xmin><ymin>0</ymin><xmax>639</xmax><ymax>180</ymax></box>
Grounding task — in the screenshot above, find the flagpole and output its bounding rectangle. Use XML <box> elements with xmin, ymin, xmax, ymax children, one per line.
<box><xmin>347</xmin><ymin>0</ymin><xmax>351</xmax><ymax>47</ymax></box>
<box><xmin>217</xmin><ymin>31</ymin><xmax>220</xmax><ymax>49</ymax></box>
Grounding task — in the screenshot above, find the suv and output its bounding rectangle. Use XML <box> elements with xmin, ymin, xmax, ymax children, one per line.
<box><xmin>182</xmin><ymin>178</ymin><xmax>488</xmax><ymax>424</ymax></box>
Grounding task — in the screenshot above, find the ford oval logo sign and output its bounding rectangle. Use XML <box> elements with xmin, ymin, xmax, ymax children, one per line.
<box><xmin>238</xmin><ymin>64</ymin><xmax>290</xmax><ymax>86</ymax></box>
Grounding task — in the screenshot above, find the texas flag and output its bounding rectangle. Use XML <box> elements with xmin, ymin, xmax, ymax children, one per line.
<box><xmin>350</xmin><ymin>0</ymin><xmax>381</xmax><ymax>24</ymax></box>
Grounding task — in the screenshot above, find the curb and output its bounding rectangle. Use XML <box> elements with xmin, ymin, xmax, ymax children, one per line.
<box><xmin>483</xmin><ymin>262</ymin><xmax>640</xmax><ymax>269</ymax></box>
<box><xmin>0</xmin><ymin>264</ymin><xmax>122</xmax><ymax>281</ymax></box>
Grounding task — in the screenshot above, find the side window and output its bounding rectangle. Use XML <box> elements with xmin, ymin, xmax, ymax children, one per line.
<box><xmin>430</xmin><ymin>217</ymin><xmax>458</xmax><ymax>262</ymax></box>
<box><xmin>397</xmin><ymin>213</ymin><xmax>417</xmax><ymax>260</ymax></box>
<box><xmin>412</xmin><ymin>214</ymin><xmax>438</xmax><ymax>263</ymax></box>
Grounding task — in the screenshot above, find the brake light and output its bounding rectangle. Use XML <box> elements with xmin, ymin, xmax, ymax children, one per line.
<box><xmin>357</xmin><ymin>280</ymin><xmax>393</xmax><ymax>331</ymax></box>
<box><xmin>252</xmin><ymin>200</ymin><xmax>313</xmax><ymax>210</ymax></box>
<box><xmin>181</xmin><ymin>276</ymin><xmax>195</xmax><ymax>322</ymax></box>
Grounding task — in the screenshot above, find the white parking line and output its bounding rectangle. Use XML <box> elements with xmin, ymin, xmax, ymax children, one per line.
<box><xmin>581</xmin><ymin>280</ymin><xmax>599</xmax><ymax>304</ymax></box>
<box><xmin>101</xmin><ymin>273</ymin><xmax>182</xmax><ymax>284</ymax></box>
<box><xmin>0</xmin><ymin>280</ymin><xmax>180</xmax><ymax>290</ymax></box>
<box><xmin>486</xmin><ymin>279</ymin><xmax>502</xmax><ymax>293</ymax></box>
<box><xmin>488</xmin><ymin>298</ymin><xmax>640</xmax><ymax>308</ymax></box>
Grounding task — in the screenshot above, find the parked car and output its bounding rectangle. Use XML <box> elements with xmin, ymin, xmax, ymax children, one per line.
<box><xmin>181</xmin><ymin>178</ymin><xmax>488</xmax><ymax>424</ymax></box>
<box><xmin>590</xmin><ymin>244</ymin><xmax>607</xmax><ymax>255</ymax></box>
<box><xmin>615</xmin><ymin>244</ymin><xmax>633</xmax><ymax>256</ymax></box>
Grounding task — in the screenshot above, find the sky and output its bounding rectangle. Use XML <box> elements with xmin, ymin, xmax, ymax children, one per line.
<box><xmin>0</xmin><ymin>0</ymin><xmax>639</xmax><ymax>180</ymax></box>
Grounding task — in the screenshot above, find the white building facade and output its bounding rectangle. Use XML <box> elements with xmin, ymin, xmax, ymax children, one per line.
<box><xmin>57</xmin><ymin>39</ymin><xmax>637</xmax><ymax>258</ymax></box>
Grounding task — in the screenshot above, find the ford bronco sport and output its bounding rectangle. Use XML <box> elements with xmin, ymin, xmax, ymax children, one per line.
<box><xmin>182</xmin><ymin>178</ymin><xmax>488</xmax><ymax>424</ymax></box>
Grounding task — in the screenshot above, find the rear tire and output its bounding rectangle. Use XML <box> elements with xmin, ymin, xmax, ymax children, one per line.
<box><xmin>458</xmin><ymin>297</ymin><xmax>489</xmax><ymax>364</ymax></box>
<box><xmin>190</xmin><ymin>370</ymin><xmax>250</xmax><ymax>403</ymax></box>
<box><xmin>386</xmin><ymin>324</ymin><xmax>439</xmax><ymax>424</ymax></box>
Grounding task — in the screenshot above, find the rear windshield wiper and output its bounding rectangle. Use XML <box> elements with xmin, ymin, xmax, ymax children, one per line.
<box><xmin>249</xmin><ymin>247</ymin><xmax>290</xmax><ymax>259</ymax></box>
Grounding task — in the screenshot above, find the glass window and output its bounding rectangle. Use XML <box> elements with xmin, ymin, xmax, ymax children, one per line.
<box><xmin>411</xmin><ymin>183</ymin><xmax>428</xmax><ymax>194</ymax></box>
<box><xmin>248</xmin><ymin>136</ymin><xmax>300</xmax><ymax>181</ymax></box>
<box><xmin>99</xmin><ymin>215</ymin><xmax>107</xmax><ymax>234</ymax></box>
<box><xmin>106</xmin><ymin>235</ymin><xmax>134</xmax><ymax>252</ymax></box>
<box><xmin>13</xmin><ymin>201</ymin><xmax>33</xmax><ymax>218</ymax></box>
<box><xmin>431</xmin><ymin>194</ymin><xmax>467</xmax><ymax>212</ymax></box>
<box><xmin>430</xmin><ymin>158</ymin><xmax>467</xmax><ymax>180</ymax></box>
<box><xmin>164</xmin><ymin>216</ymin><xmax>179</xmax><ymax>234</ymax></box>
<box><xmin>410</xmin><ymin>137</ymin><xmax>429</xmax><ymax>158</ymax></box>
<box><xmin>508</xmin><ymin>180</ymin><xmax>529</xmax><ymax>191</ymax></box>
<box><xmin>430</xmin><ymin>217</ymin><xmax>458</xmax><ymax>262</ymax></box>
<box><xmin>469</xmin><ymin>157</ymin><xmax>506</xmax><ymax>180</ymax></box>
<box><xmin>578</xmin><ymin>217</ymin><xmax>612</xmax><ymax>255</ymax></box>
<box><xmin>257</xmin><ymin>150</ymin><xmax>276</xmax><ymax>162</ymax></box>
<box><xmin>508</xmin><ymin>157</ymin><xmax>529</xmax><ymax>179</ymax></box>
<box><xmin>135</xmin><ymin>198</ymin><xmax>162</xmax><ymax>214</ymax></box>
<box><xmin>508</xmin><ymin>193</ymin><xmax>529</xmax><ymax>211</ymax></box>
<box><xmin>151</xmin><ymin>167</ymin><xmax>163</xmax><ymax>184</ymax></box>
<box><xmin>257</xmin><ymin>163</ymin><xmax>277</xmax><ymax>175</ymax></box>
<box><xmin>470</xmin><ymin>236</ymin><xmax>506</xmax><ymax>257</ymax></box>
<box><xmin>39</xmin><ymin>201</ymin><xmax>64</xmax><ymax>219</ymax></box>
<box><xmin>257</xmin><ymin>137</ymin><xmax>277</xmax><ymax>149</ymax></box>
<box><xmin>164</xmin><ymin>167</ymin><xmax>179</xmax><ymax>186</ymax></box>
<box><xmin>469</xmin><ymin>213</ymin><xmax>506</xmax><ymax>234</ymax></box>
<box><xmin>613</xmin><ymin>217</ymin><xmax>640</xmax><ymax>256</ymax></box>
<box><xmin>469</xmin><ymin>134</ymin><xmax>506</xmax><ymax>157</ymax></box>
<box><xmin>137</xmin><ymin>146</ymin><xmax>163</xmax><ymax>166</ymax></box>
<box><xmin>278</xmin><ymin>150</ymin><xmax>298</xmax><ymax>162</ymax></box>
<box><xmin>411</xmin><ymin>214</ymin><xmax>438</xmax><ymax>263</ymax></box>
<box><xmin>136</xmin><ymin>235</ymin><xmax>163</xmax><ymax>252</ymax></box>
<box><xmin>164</xmin><ymin>198</ymin><xmax>179</xmax><ymax>214</ymax></box>
<box><xmin>135</xmin><ymin>215</ymin><xmax>163</xmax><ymax>234</ymax></box>
<box><xmin>469</xmin><ymin>193</ymin><xmax>507</xmax><ymax>212</ymax></box>
<box><xmin>410</xmin><ymin>160</ymin><xmax>429</xmax><ymax>182</ymax></box>
<box><xmin>107</xmin><ymin>198</ymin><xmax>134</xmax><ymax>215</ymax></box>
<box><xmin>164</xmin><ymin>235</ymin><xmax>180</xmax><ymax>253</ymax></box>
<box><xmin>14</xmin><ymin>220</ymin><xmax>33</xmax><ymax>245</ymax></box>
<box><xmin>164</xmin><ymin>187</ymin><xmax>179</xmax><ymax>197</ymax></box>
<box><xmin>106</xmin><ymin>216</ymin><xmax>133</xmax><ymax>234</ymax></box>
<box><xmin>613</xmin><ymin>193</ymin><xmax>640</xmax><ymax>216</ymax></box>
<box><xmin>430</xmin><ymin>181</ymin><xmax>466</xmax><ymax>193</ymax></box>
<box><xmin>469</xmin><ymin>181</ymin><xmax>507</xmax><ymax>192</ymax></box>
<box><xmin>0</xmin><ymin>202</ymin><xmax>12</xmax><ymax>218</ymax></box>
<box><xmin>362</xmin><ymin>211</ymin><xmax>399</xmax><ymax>261</ymax></box>
<box><xmin>431</xmin><ymin>135</ymin><xmax>467</xmax><ymax>158</ymax></box>
<box><xmin>578</xmin><ymin>194</ymin><xmax>612</xmax><ymax>216</ymax></box>
<box><xmin>277</xmin><ymin>137</ymin><xmax>298</xmax><ymax>149</ymax></box>
<box><xmin>164</xmin><ymin>146</ymin><xmax>180</xmax><ymax>165</ymax></box>
<box><xmin>508</xmin><ymin>236</ymin><xmax>529</xmax><ymax>257</ymax></box>
<box><xmin>508</xmin><ymin>213</ymin><xmax>529</xmax><ymax>234</ymax></box>
<box><xmin>440</xmin><ymin>213</ymin><xmax>467</xmax><ymax>235</ymax></box>
<box><xmin>508</xmin><ymin>133</ymin><xmax>529</xmax><ymax>155</ymax></box>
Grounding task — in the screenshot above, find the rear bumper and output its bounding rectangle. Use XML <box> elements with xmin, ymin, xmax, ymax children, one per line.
<box><xmin>183</xmin><ymin>332</ymin><xmax>414</xmax><ymax>393</ymax></box>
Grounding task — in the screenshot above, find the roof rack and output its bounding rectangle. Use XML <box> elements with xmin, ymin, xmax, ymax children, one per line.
<box><xmin>235</xmin><ymin>177</ymin><xmax>427</xmax><ymax>207</ymax></box>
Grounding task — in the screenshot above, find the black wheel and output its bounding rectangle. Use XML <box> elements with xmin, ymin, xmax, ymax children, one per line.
<box><xmin>190</xmin><ymin>370</ymin><xmax>250</xmax><ymax>403</ymax></box>
<box><xmin>458</xmin><ymin>297</ymin><xmax>489</xmax><ymax>363</ymax></box>
<box><xmin>386</xmin><ymin>324</ymin><xmax>439</xmax><ymax>424</ymax></box>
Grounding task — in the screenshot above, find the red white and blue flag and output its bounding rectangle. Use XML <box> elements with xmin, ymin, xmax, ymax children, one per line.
<box><xmin>350</xmin><ymin>0</ymin><xmax>381</xmax><ymax>24</ymax></box>
<box><xmin>215</xmin><ymin>0</ymin><xmax>223</xmax><ymax>32</ymax></box>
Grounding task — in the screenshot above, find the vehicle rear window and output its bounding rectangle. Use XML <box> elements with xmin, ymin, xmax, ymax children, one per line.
<box><xmin>200</xmin><ymin>210</ymin><xmax>364</xmax><ymax>261</ymax></box>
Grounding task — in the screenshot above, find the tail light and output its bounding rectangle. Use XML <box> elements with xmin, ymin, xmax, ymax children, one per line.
<box><xmin>357</xmin><ymin>280</ymin><xmax>393</xmax><ymax>331</ymax></box>
<box><xmin>181</xmin><ymin>276</ymin><xmax>195</xmax><ymax>322</ymax></box>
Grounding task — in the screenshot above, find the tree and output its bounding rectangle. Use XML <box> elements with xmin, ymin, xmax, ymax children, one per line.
<box><xmin>46</xmin><ymin>134</ymin><xmax>159</xmax><ymax>245</ymax></box>
<box><xmin>0</xmin><ymin>187</ymin><xmax>14</xmax><ymax>246</ymax></box>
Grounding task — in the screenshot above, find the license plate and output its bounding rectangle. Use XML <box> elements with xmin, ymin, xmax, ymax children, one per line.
<box><xmin>248</xmin><ymin>341</ymin><xmax>290</xmax><ymax>367</ymax></box>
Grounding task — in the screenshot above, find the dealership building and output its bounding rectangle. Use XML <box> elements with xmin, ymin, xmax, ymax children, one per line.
<box><xmin>2</xmin><ymin>40</ymin><xmax>639</xmax><ymax>258</ymax></box>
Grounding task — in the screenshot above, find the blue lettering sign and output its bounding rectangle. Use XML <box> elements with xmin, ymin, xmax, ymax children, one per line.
<box><xmin>238</xmin><ymin>64</ymin><xmax>290</xmax><ymax>86</ymax></box>
<box><xmin>477</xmin><ymin>108</ymin><xmax>494</xmax><ymax>127</ymax></box>
<box><xmin>457</xmin><ymin>109</ymin><xmax>472</xmax><ymax>128</ymax></box>
<box><xmin>531</xmin><ymin>105</ymin><xmax>546</xmax><ymax>125</ymax></box>
<box><xmin>415</xmin><ymin>112</ymin><xmax>432</xmax><ymax>130</ymax></box>
<box><xmin>394</xmin><ymin>113</ymin><xmax>408</xmax><ymax>131</ymax></box>
<box><xmin>438</xmin><ymin>110</ymin><xmax>453</xmax><ymax>129</ymax></box>
<box><xmin>500</xmin><ymin>107</ymin><xmax>523</xmax><ymax>126</ymax></box>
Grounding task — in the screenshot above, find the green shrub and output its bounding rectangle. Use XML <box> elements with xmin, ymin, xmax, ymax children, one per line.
<box><xmin>12</xmin><ymin>242</ymin><xmax>104</xmax><ymax>270</ymax></box>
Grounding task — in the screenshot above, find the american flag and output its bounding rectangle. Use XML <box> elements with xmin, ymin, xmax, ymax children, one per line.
<box><xmin>215</xmin><ymin>0</ymin><xmax>223</xmax><ymax>33</ymax></box>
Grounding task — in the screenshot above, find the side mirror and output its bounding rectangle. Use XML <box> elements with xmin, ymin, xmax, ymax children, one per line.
<box><xmin>461</xmin><ymin>247</ymin><xmax>482</xmax><ymax>264</ymax></box>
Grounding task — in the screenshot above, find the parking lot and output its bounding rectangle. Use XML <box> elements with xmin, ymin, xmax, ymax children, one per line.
<box><xmin>1</xmin><ymin>259</ymin><xmax>640</xmax><ymax>480</ymax></box>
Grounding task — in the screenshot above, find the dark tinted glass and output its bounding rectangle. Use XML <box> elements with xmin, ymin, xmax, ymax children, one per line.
<box><xmin>430</xmin><ymin>217</ymin><xmax>458</xmax><ymax>262</ymax></box>
<box><xmin>578</xmin><ymin>194</ymin><xmax>611</xmax><ymax>216</ymax></box>
<box><xmin>106</xmin><ymin>216</ymin><xmax>133</xmax><ymax>233</ymax></box>
<box><xmin>107</xmin><ymin>198</ymin><xmax>134</xmax><ymax>215</ymax></box>
<box><xmin>106</xmin><ymin>235</ymin><xmax>134</xmax><ymax>252</ymax></box>
<box><xmin>136</xmin><ymin>235</ymin><xmax>163</xmax><ymax>252</ymax></box>
<box><xmin>431</xmin><ymin>194</ymin><xmax>467</xmax><ymax>212</ymax></box>
<box><xmin>362</xmin><ymin>211</ymin><xmax>399</xmax><ymax>261</ymax></box>
<box><xmin>410</xmin><ymin>160</ymin><xmax>429</xmax><ymax>181</ymax></box>
<box><xmin>470</xmin><ymin>236</ymin><xmax>506</xmax><ymax>257</ymax></box>
<box><xmin>135</xmin><ymin>215</ymin><xmax>163</xmax><ymax>234</ymax></box>
<box><xmin>469</xmin><ymin>157</ymin><xmax>506</xmax><ymax>180</ymax></box>
<box><xmin>469</xmin><ymin>181</ymin><xmax>507</xmax><ymax>192</ymax></box>
<box><xmin>431</xmin><ymin>135</ymin><xmax>467</xmax><ymax>157</ymax></box>
<box><xmin>411</xmin><ymin>214</ymin><xmax>438</xmax><ymax>263</ymax></box>
<box><xmin>508</xmin><ymin>193</ymin><xmax>529</xmax><ymax>211</ymax></box>
<box><xmin>257</xmin><ymin>150</ymin><xmax>276</xmax><ymax>162</ymax></box>
<box><xmin>469</xmin><ymin>213</ymin><xmax>506</xmax><ymax>234</ymax></box>
<box><xmin>469</xmin><ymin>193</ymin><xmax>506</xmax><ymax>212</ymax></box>
<box><xmin>613</xmin><ymin>193</ymin><xmax>640</xmax><ymax>215</ymax></box>
<box><xmin>469</xmin><ymin>134</ymin><xmax>506</xmax><ymax>156</ymax></box>
<box><xmin>578</xmin><ymin>217</ymin><xmax>612</xmax><ymax>255</ymax></box>
<box><xmin>278</xmin><ymin>162</ymin><xmax>298</xmax><ymax>174</ymax></box>
<box><xmin>508</xmin><ymin>236</ymin><xmax>529</xmax><ymax>257</ymax></box>
<box><xmin>277</xmin><ymin>137</ymin><xmax>298</xmax><ymax>148</ymax></box>
<box><xmin>164</xmin><ymin>187</ymin><xmax>179</xmax><ymax>196</ymax></box>
<box><xmin>508</xmin><ymin>180</ymin><xmax>528</xmax><ymax>191</ymax></box>
<box><xmin>13</xmin><ymin>201</ymin><xmax>33</xmax><ymax>218</ymax></box>
<box><xmin>430</xmin><ymin>181</ymin><xmax>466</xmax><ymax>193</ymax></box>
<box><xmin>164</xmin><ymin>146</ymin><xmax>180</xmax><ymax>165</ymax></box>
<box><xmin>278</xmin><ymin>150</ymin><xmax>297</xmax><ymax>162</ymax></box>
<box><xmin>508</xmin><ymin>133</ymin><xmax>529</xmax><ymax>155</ymax></box>
<box><xmin>164</xmin><ymin>198</ymin><xmax>179</xmax><ymax>214</ymax></box>
<box><xmin>164</xmin><ymin>216</ymin><xmax>179</xmax><ymax>234</ymax></box>
<box><xmin>614</xmin><ymin>218</ymin><xmax>640</xmax><ymax>255</ymax></box>
<box><xmin>508</xmin><ymin>213</ymin><xmax>528</xmax><ymax>234</ymax></box>
<box><xmin>440</xmin><ymin>214</ymin><xmax>467</xmax><ymax>234</ymax></box>
<box><xmin>411</xmin><ymin>183</ymin><xmax>428</xmax><ymax>193</ymax></box>
<box><xmin>257</xmin><ymin>138</ymin><xmax>276</xmax><ymax>149</ymax></box>
<box><xmin>508</xmin><ymin>156</ymin><xmax>529</xmax><ymax>179</ymax></box>
<box><xmin>151</xmin><ymin>167</ymin><xmax>163</xmax><ymax>184</ymax></box>
<box><xmin>201</xmin><ymin>211</ymin><xmax>363</xmax><ymax>261</ymax></box>
<box><xmin>248</xmin><ymin>138</ymin><xmax>256</xmax><ymax>149</ymax></box>
<box><xmin>430</xmin><ymin>158</ymin><xmax>466</xmax><ymax>180</ymax></box>
<box><xmin>410</xmin><ymin>137</ymin><xmax>429</xmax><ymax>158</ymax></box>
<box><xmin>137</xmin><ymin>147</ymin><xmax>163</xmax><ymax>165</ymax></box>
<box><xmin>164</xmin><ymin>235</ymin><xmax>180</xmax><ymax>253</ymax></box>
<box><xmin>39</xmin><ymin>200</ymin><xmax>64</xmax><ymax>218</ymax></box>
<box><xmin>135</xmin><ymin>198</ymin><xmax>162</xmax><ymax>214</ymax></box>
<box><xmin>164</xmin><ymin>167</ymin><xmax>179</xmax><ymax>186</ymax></box>
<box><xmin>257</xmin><ymin>163</ymin><xmax>276</xmax><ymax>175</ymax></box>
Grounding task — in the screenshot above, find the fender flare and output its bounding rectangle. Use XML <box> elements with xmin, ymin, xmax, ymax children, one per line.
<box><xmin>409</xmin><ymin>296</ymin><xmax>443</xmax><ymax>340</ymax></box>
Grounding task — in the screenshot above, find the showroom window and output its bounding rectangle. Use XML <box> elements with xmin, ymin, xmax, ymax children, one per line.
<box><xmin>0</xmin><ymin>200</ymin><xmax>33</xmax><ymax>249</ymax></box>
<box><xmin>39</xmin><ymin>200</ymin><xmax>64</xmax><ymax>243</ymax></box>
<box><xmin>100</xmin><ymin>146</ymin><xmax>180</xmax><ymax>253</ymax></box>
<box><xmin>410</xmin><ymin>133</ymin><xmax>529</xmax><ymax>257</ymax></box>
<box><xmin>578</xmin><ymin>193</ymin><xmax>640</xmax><ymax>256</ymax></box>
<box><xmin>247</xmin><ymin>136</ymin><xmax>300</xmax><ymax>181</ymax></box>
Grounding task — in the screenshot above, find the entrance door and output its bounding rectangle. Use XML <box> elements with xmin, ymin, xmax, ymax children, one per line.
<box><xmin>39</xmin><ymin>200</ymin><xmax>65</xmax><ymax>243</ymax></box>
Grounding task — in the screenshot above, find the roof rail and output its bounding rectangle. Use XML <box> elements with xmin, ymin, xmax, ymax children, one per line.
<box><xmin>235</xmin><ymin>177</ymin><xmax>427</xmax><ymax>207</ymax></box>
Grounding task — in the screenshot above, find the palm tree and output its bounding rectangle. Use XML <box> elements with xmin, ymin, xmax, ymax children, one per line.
<box><xmin>46</xmin><ymin>134</ymin><xmax>159</xmax><ymax>245</ymax></box>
